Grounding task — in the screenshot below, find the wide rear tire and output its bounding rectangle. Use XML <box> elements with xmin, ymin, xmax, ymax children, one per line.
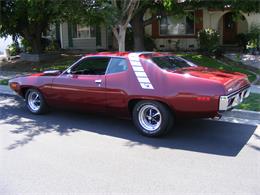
<box><xmin>132</xmin><ymin>100</ymin><xmax>174</xmax><ymax>137</ymax></box>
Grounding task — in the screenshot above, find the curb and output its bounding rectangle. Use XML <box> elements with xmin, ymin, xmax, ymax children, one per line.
<box><xmin>222</xmin><ymin>109</ymin><xmax>260</xmax><ymax>121</ymax></box>
<box><xmin>0</xmin><ymin>85</ymin><xmax>16</xmax><ymax>95</ymax></box>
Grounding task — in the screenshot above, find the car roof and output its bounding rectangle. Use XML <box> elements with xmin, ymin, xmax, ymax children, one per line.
<box><xmin>84</xmin><ymin>52</ymin><xmax>173</xmax><ymax>58</ymax></box>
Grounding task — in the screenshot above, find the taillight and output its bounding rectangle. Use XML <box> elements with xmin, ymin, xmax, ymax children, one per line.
<box><xmin>196</xmin><ymin>96</ymin><xmax>211</xmax><ymax>102</ymax></box>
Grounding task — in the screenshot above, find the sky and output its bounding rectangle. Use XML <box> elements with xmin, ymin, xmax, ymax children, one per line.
<box><xmin>0</xmin><ymin>36</ymin><xmax>13</xmax><ymax>55</ymax></box>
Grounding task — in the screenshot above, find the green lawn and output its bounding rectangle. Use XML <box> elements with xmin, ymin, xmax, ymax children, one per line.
<box><xmin>237</xmin><ymin>93</ymin><xmax>260</xmax><ymax>112</ymax></box>
<box><xmin>179</xmin><ymin>54</ymin><xmax>257</xmax><ymax>82</ymax></box>
<box><xmin>0</xmin><ymin>79</ymin><xmax>9</xmax><ymax>85</ymax></box>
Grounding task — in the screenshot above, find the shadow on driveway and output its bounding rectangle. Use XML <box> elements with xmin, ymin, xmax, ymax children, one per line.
<box><xmin>0</xmin><ymin>94</ymin><xmax>257</xmax><ymax>156</ymax></box>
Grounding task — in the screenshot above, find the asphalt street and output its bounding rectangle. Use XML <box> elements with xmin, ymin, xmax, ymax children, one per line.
<box><xmin>0</xmin><ymin>94</ymin><xmax>259</xmax><ymax>194</ymax></box>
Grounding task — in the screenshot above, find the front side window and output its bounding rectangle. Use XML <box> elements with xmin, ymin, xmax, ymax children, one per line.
<box><xmin>72</xmin><ymin>24</ymin><xmax>96</xmax><ymax>38</ymax></box>
<box><xmin>106</xmin><ymin>58</ymin><xmax>128</xmax><ymax>74</ymax></box>
<box><xmin>71</xmin><ymin>57</ymin><xmax>110</xmax><ymax>75</ymax></box>
<box><xmin>152</xmin><ymin>56</ymin><xmax>194</xmax><ymax>71</ymax></box>
<box><xmin>160</xmin><ymin>12</ymin><xmax>195</xmax><ymax>35</ymax></box>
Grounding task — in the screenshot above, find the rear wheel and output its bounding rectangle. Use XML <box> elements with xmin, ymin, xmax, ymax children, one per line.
<box><xmin>132</xmin><ymin>101</ymin><xmax>173</xmax><ymax>137</ymax></box>
<box><xmin>25</xmin><ymin>88</ymin><xmax>48</xmax><ymax>114</ymax></box>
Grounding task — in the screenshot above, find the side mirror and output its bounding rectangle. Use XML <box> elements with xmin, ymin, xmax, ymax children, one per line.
<box><xmin>67</xmin><ymin>69</ymin><xmax>72</xmax><ymax>74</ymax></box>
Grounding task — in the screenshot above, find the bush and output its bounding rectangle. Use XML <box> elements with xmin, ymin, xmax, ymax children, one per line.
<box><xmin>7</xmin><ymin>43</ymin><xmax>20</xmax><ymax>56</ymax></box>
<box><xmin>125</xmin><ymin>28</ymin><xmax>156</xmax><ymax>51</ymax></box>
<box><xmin>247</xmin><ymin>24</ymin><xmax>260</xmax><ymax>51</ymax></box>
<box><xmin>144</xmin><ymin>35</ymin><xmax>156</xmax><ymax>51</ymax></box>
<box><xmin>21</xmin><ymin>38</ymin><xmax>32</xmax><ymax>53</ymax></box>
<box><xmin>237</xmin><ymin>33</ymin><xmax>250</xmax><ymax>52</ymax></box>
<box><xmin>198</xmin><ymin>28</ymin><xmax>220</xmax><ymax>55</ymax></box>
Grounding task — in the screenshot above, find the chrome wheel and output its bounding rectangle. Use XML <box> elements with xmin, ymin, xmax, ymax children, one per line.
<box><xmin>28</xmin><ymin>91</ymin><xmax>41</xmax><ymax>112</ymax></box>
<box><xmin>138</xmin><ymin>105</ymin><xmax>162</xmax><ymax>132</ymax></box>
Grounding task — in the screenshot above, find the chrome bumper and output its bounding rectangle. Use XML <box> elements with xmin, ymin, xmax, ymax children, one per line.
<box><xmin>219</xmin><ymin>86</ymin><xmax>250</xmax><ymax>111</ymax></box>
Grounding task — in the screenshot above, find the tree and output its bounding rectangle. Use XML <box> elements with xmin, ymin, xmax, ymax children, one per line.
<box><xmin>109</xmin><ymin>0</ymin><xmax>140</xmax><ymax>51</ymax></box>
<box><xmin>1</xmin><ymin>0</ymin><xmax>60</xmax><ymax>53</ymax></box>
<box><xmin>0</xmin><ymin>0</ymin><xmax>99</xmax><ymax>54</ymax></box>
<box><xmin>62</xmin><ymin>0</ymin><xmax>140</xmax><ymax>52</ymax></box>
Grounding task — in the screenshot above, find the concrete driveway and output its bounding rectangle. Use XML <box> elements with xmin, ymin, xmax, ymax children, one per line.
<box><xmin>0</xmin><ymin>94</ymin><xmax>259</xmax><ymax>194</ymax></box>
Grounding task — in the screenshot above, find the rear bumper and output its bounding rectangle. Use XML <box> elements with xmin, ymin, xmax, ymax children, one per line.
<box><xmin>219</xmin><ymin>86</ymin><xmax>250</xmax><ymax>111</ymax></box>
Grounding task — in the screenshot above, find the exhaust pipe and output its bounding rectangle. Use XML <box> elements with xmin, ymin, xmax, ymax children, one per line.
<box><xmin>212</xmin><ymin>113</ymin><xmax>222</xmax><ymax>120</ymax></box>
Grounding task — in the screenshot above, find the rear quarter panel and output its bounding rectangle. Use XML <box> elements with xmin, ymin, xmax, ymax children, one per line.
<box><xmin>127</xmin><ymin>58</ymin><xmax>225</xmax><ymax>117</ymax></box>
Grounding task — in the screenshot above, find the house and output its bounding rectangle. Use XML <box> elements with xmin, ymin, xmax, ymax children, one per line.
<box><xmin>58</xmin><ymin>23</ymin><xmax>112</xmax><ymax>51</ymax></box>
<box><xmin>146</xmin><ymin>8</ymin><xmax>260</xmax><ymax>51</ymax></box>
<box><xmin>57</xmin><ymin>8</ymin><xmax>260</xmax><ymax>51</ymax></box>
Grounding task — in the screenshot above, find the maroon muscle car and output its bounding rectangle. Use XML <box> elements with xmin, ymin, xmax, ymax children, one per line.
<box><xmin>9</xmin><ymin>52</ymin><xmax>251</xmax><ymax>137</ymax></box>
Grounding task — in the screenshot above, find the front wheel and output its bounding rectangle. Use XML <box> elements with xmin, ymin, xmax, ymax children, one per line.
<box><xmin>132</xmin><ymin>101</ymin><xmax>174</xmax><ymax>137</ymax></box>
<box><xmin>25</xmin><ymin>88</ymin><xmax>48</xmax><ymax>114</ymax></box>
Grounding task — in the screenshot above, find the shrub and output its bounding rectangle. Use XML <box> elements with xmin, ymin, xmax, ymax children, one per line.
<box><xmin>21</xmin><ymin>38</ymin><xmax>32</xmax><ymax>53</ymax></box>
<box><xmin>247</xmin><ymin>24</ymin><xmax>260</xmax><ymax>51</ymax></box>
<box><xmin>7</xmin><ymin>43</ymin><xmax>20</xmax><ymax>56</ymax></box>
<box><xmin>198</xmin><ymin>28</ymin><xmax>220</xmax><ymax>55</ymax></box>
<box><xmin>125</xmin><ymin>28</ymin><xmax>156</xmax><ymax>51</ymax></box>
<box><xmin>237</xmin><ymin>33</ymin><xmax>250</xmax><ymax>52</ymax></box>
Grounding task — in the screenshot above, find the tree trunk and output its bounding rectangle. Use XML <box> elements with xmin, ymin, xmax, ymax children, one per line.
<box><xmin>131</xmin><ymin>10</ymin><xmax>145</xmax><ymax>51</ymax></box>
<box><xmin>23</xmin><ymin>30</ymin><xmax>43</xmax><ymax>54</ymax></box>
<box><xmin>31</xmin><ymin>32</ymin><xmax>43</xmax><ymax>54</ymax></box>
<box><xmin>113</xmin><ymin>25</ymin><xmax>127</xmax><ymax>52</ymax></box>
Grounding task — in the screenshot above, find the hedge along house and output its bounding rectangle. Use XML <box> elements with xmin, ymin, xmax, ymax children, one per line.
<box><xmin>145</xmin><ymin>7</ymin><xmax>260</xmax><ymax>51</ymax></box>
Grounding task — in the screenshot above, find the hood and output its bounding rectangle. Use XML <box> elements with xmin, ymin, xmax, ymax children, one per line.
<box><xmin>173</xmin><ymin>66</ymin><xmax>250</xmax><ymax>94</ymax></box>
<box><xmin>30</xmin><ymin>70</ymin><xmax>62</xmax><ymax>77</ymax></box>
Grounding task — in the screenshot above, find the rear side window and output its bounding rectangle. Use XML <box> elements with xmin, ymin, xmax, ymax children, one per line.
<box><xmin>106</xmin><ymin>58</ymin><xmax>128</xmax><ymax>74</ymax></box>
<box><xmin>152</xmin><ymin>56</ymin><xmax>193</xmax><ymax>70</ymax></box>
<box><xmin>71</xmin><ymin>57</ymin><xmax>110</xmax><ymax>75</ymax></box>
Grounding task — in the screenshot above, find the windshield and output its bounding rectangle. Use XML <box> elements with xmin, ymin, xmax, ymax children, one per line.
<box><xmin>152</xmin><ymin>56</ymin><xmax>196</xmax><ymax>70</ymax></box>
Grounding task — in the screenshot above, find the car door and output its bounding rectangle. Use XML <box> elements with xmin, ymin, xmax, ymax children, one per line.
<box><xmin>105</xmin><ymin>57</ymin><xmax>130</xmax><ymax>116</ymax></box>
<box><xmin>50</xmin><ymin>57</ymin><xmax>111</xmax><ymax>112</ymax></box>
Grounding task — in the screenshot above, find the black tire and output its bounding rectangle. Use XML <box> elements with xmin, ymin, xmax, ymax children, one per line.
<box><xmin>132</xmin><ymin>100</ymin><xmax>174</xmax><ymax>137</ymax></box>
<box><xmin>25</xmin><ymin>88</ymin><xmax>48</xmax><ymax>114</ymax></box>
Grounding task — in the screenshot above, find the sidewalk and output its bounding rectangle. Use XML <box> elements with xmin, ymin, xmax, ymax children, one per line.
<box><xmin>225</xmin><ymin>53</ymin><xmax>260</xmax><ymax>70</ymax></box>
<box><xmin>0</xmin><ymin>85</ymin><xmax>15</xmax><ymax>95</ymax></box>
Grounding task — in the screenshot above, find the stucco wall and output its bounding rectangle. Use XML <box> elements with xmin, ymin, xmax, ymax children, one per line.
<box><xmin>245</xmin><ymin>13</ymin><xmax>260</xmax><ymax>28</ymax></box>
<box><xmin>100</xmin><ymin>24</ymin><xmax>107</xmax><ymax>49</ymax></box>
<box><xmin>72</xmin><ymin>38</ymin><xmax>96</xmax><ymax>50</ymax></box>
<box><xmin>60</xmin><ymin>23</ymin><xmax>69</xmax><ymax>48</ymax></box>
<box><xmin>154</xmin><ymin>38</ymin><xmax>198</xmax><ymax>51</ymax></box>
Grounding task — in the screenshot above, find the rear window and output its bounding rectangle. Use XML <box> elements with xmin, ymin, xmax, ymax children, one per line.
<box><xmin>152</xmin><ymin>56</ymin><xmax>195</xmax><ymax>70</ymax></box>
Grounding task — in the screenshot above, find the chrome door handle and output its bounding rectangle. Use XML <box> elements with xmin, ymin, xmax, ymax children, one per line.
<box><xmin>95</xmin><ymin>79</ymin><xmax>102</xmax><ymax>84</ymax></box>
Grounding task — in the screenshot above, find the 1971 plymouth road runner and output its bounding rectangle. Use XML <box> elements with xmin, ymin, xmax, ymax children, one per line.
<box><xmin>9</xmin><ymin>52</ymin><xmax>251</xmax><ymax>137</ymax></box>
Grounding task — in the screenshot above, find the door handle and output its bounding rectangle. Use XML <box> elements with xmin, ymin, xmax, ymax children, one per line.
<box><xmin>95</xmin><ymin>79</ymin><xmax>102</xmax><ymax>84</ymax></box>
<box><xmin>67</xmin><ymin>74</ymin><xmax>78</xmax><ymax>78</ymax></box>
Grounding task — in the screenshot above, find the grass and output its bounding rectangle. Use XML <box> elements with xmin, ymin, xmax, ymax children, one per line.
<box><xmin>237</xmin><ymin>93</ymin><xmax>260</xmax><ymax>112</ymax></box>
<box><xmin>0</xmin><ymin>53</ymin><xmax>81</xmax><ymax>73</ymax></box>
<box><xmin>179</xmin><ymin>54</ymin><xmax>257</xmax><ymax>82</ymax></box>
<box><xmin>0</xmin><ymin>79</ymin><xmax>9</xmax><ymax>85</ymax></box>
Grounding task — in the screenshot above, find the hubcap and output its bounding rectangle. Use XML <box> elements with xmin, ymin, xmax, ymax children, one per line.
<box><xmin>28</xmin><ymin>91</ymin><xmax>41</xmax><ymax>111</ymax></box>
<box><xmin>138</xmin><ymin>105</ymin><xmax>162</xmax><ymax>132</ymax></box>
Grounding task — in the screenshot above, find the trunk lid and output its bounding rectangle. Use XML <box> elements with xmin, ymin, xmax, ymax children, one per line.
<box><xmin>173</xmin><ymin>66</ymin><xmax>250</xmax><ymax>94</ymax></box>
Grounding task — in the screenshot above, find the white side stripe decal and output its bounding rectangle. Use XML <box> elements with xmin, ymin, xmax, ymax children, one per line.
<box><xmin>128</xmin><ymin>53</ymin><xmax>154</xmax><ymax>90</ymax></box>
